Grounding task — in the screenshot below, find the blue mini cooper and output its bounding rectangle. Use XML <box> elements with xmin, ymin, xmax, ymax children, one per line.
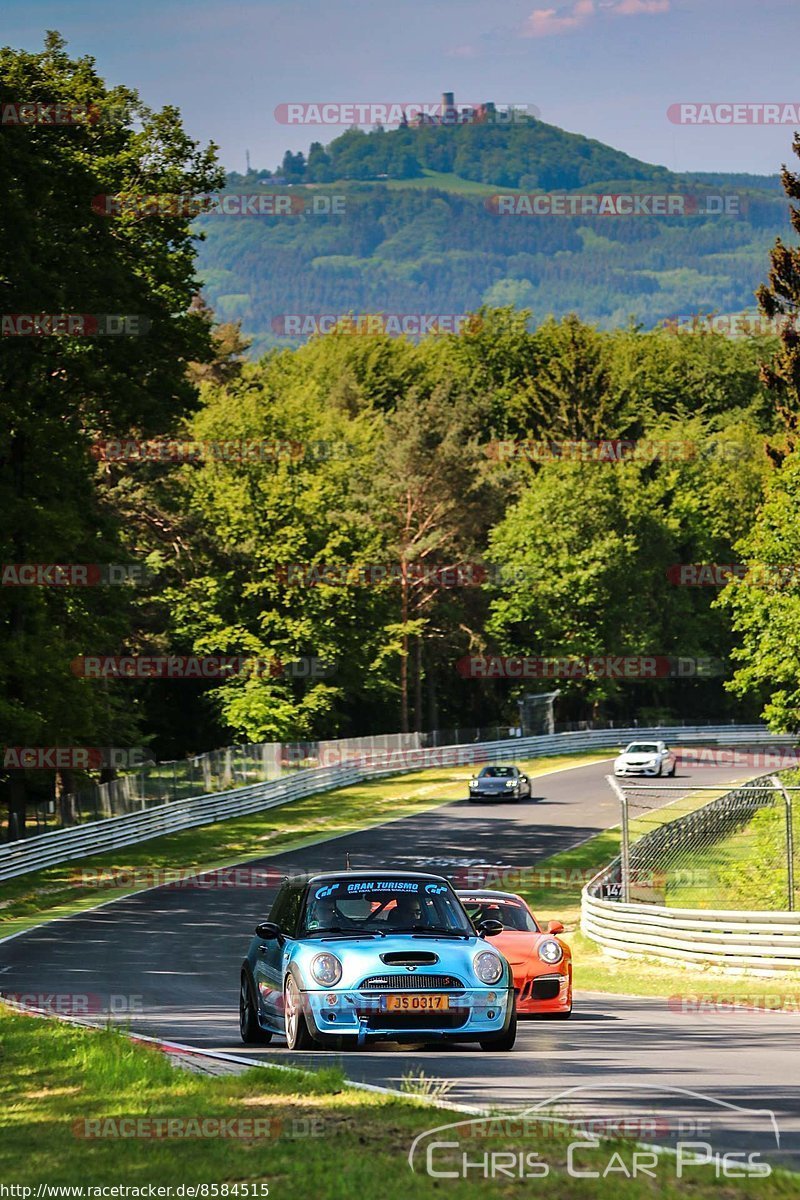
<box><xmin>239</xmin><ymin>870</ymin><xmax>517</xmax><ymax>1051</ymax></box>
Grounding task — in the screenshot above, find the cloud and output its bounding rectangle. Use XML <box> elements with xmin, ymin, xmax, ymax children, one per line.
<box><xmin>523</xmin><ymin>0</ymin><xmax>594</xmax><ymax>37</ymax></box>
<box><xmin>605</xmin><ymin>0</ymin><xmax>670</xmax><ymax>13</ymax></box>
<box><xmin>446</xmin><ymin>44</ymin><xmax>478</xmax><ymax>58</ymax></box>
<box><xmin>523</xmin><ymin>0</ymin><xmax>668</xmax><ymax>37</ymax></box>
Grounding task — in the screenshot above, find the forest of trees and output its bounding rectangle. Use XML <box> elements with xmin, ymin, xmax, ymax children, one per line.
<box><xmin>196</xmin><ymin>178</ymin><xmax>789</xmax><ymax>355</ymax></box>
<box><xmin>4</xmin><ymin>37</ymin><xmax>800</xmax><ymax>834</ymax></box>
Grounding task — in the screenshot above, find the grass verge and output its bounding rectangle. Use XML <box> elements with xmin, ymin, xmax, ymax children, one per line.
<box><xmin>0</xmin><ymin>753</ymin><xmax>607</xmax><ymax>940</ymax></box>
<box><xmin>2</xmin><ymin>1005</ymin><xmax>796</xmax><ymax>1196</ymax></box>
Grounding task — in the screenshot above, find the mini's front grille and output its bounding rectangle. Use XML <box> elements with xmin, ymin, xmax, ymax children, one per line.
<box><xmin>359</xmin><ymin>973</ymin><xmax>465</xmax><ymax>991</ymax></box>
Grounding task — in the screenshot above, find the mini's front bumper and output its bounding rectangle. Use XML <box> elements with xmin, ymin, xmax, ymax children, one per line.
<box><xmin>301</xmin><ymin>985</ymin><xmax>515</xmax><ymax>1041</ymax></box>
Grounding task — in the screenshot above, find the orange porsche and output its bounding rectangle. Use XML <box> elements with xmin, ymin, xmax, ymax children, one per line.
<box><xmin>457</xmin><ymin>889</ymin><xmax>572</xmax><ymax>1018</ymax></box>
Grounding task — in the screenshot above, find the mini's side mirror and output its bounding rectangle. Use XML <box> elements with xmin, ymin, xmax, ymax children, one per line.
<box><xmin>255</xmin><ymin>920</ymin><xmax>284</xmax><ymax>943</ymax></box>
<box><xmin>478</xmin><ymin>919</ymin><xmax>504</xmax><ymax>937</ymax></box>
<box><xmin>548</xmin><ymin>920</ymin><xmax>564</xmax><ymax>935</ymax></box>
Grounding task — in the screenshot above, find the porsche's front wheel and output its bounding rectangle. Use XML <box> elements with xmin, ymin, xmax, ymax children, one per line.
<box><xmin>239</xmin><ymin>972</ymin><xmax>272</xmax><ymax>1044</ymax></box>
<box><xmin>284</xmin><ymin>974</ymin><xmax>317</xmax><ymax>1050</ymax></box>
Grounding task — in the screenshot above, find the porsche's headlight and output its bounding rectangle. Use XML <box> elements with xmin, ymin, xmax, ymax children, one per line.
<box><xmin>310</xmin><ymin>952</ymin><xmax>343</xmax><ymax>986</ymax></box>
<box><xmin>538</xmin><ymin>939</ymin><xmax>563</xmax><ymax>965</ymax></box>
<box><xmin>474</xmin><ymin>951</ymin><xmax>504</xmax><ymax>984</ymax></box>
<box><xmin>469</xmin><ymin>779</ymin><xmax>479</xmax><ymax>788</ymax></box>
<box><xmin>505</xmin><ymin>779</ymin><xmax>517</xmax><ymax>788</ymax></box>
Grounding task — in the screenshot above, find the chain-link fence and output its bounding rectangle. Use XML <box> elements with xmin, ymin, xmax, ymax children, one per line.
<box><xmin>18</xmin><ymin>725</ymin><xmax>517</xmax><ymax>839</ymax></box>
<box><xmin>605</xmin><ymin>774</ymin><xmax>799</xmax><ymax>911</ymax></box>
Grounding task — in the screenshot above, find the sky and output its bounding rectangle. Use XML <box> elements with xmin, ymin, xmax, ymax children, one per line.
<box><xmin>3</xmin><ymin>0</ymin><xmax>799</xmax><ymax>176</ymax></box>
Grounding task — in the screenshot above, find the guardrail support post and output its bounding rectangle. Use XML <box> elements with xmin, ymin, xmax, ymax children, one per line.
<box><xmin>606</xmin><ymin>774</ymin><xmax>630</xmax><ymax>902</ymax></box>
<box><xmin>771</xmin><ymin>774</ymin><xmax>795</xmax><ymax>912</ymax></box>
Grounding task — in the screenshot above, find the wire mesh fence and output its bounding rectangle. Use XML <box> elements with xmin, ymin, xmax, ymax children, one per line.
<box><xmin>604</xmin><ymin>774</ymin><xmax>800</xmax><ymax>911</ymax></box>
<box><xmin>20</xmin><ymin>725</ymin><xmax>517</xmax><ymax>839</ymax></box>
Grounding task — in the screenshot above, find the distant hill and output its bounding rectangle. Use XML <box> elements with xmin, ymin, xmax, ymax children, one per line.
<box><xmin>194</xmin><ymin>117</ymin><xmax>789</xmax><ymax>354</ymax></box>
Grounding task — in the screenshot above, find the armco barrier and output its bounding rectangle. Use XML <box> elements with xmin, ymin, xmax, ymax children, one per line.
<box><xmin>582</xmin><ymin>890</ymin><xmax>800</xmax><ymax>972</ymax></box>
<box><xmin>0</xmin><ymin>723</ymin><xmax>790</xmax><ymax>885</ymax></box>
<box><xmin>582</xmin><ymin>771</ymin><xmax>800</xmax><ymax>972</ymax></box>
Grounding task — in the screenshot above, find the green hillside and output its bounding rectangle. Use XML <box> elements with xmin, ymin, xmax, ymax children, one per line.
<box><xmin>194</xmin><ymin>118</ymin><xmax>790</xmax><ymax>355</ymax></box>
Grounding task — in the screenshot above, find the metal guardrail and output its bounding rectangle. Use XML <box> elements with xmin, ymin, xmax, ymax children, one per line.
<box><xmin>0</xmin><ymin>723</ymin><xmax>790</xmax><ymax>885</ymax></box>
<box><xmin>582</xmin><ymin>771</ymin><xmax>800</xmax><ymax>972</ymax></box>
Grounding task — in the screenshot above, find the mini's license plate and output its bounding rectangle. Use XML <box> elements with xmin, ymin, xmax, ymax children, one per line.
<box><xmin>385</xmin><ymin>993</ymin><xmax>449</xmax><ymax>1011</ymax></box>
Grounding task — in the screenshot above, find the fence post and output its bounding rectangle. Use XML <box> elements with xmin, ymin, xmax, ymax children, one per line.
<box><xmin>607</xmin><ymin>774</ymin><xmax>630</xmax><ymax>902</ymax></box>
<box><xmin>771</xmin><ymin>775</ymin><xmax>795</xmax><ymax>912</ymax></box>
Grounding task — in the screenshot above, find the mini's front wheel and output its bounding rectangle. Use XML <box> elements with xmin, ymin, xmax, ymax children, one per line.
<box><xmin>480</xmin><ymin>1010</ymin><xmax>517</xmax><ymax>1051</ymax></box>
<box><xmin>284</xmin><ymin>975</ymin><xmax>317</xmax><ymax>1050</ymax></box>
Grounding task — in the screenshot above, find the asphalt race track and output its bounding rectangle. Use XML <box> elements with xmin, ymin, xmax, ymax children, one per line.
<box><xmin>3</xmin><ymin>755</ymin><xmax>800</xmax><ymax>1169</ymax></box>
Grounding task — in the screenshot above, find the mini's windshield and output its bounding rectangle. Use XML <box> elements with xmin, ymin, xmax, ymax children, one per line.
<box><xmin>301</xmin><ymin>878</ymin><xmax>473</xmax><ymax>936</ymax></box>
<box><xmin>480</xmin><ymin>766</ymin><xmax>516</xmax><ymax>778</ymax></box>
<box><xmin>462</xmin><ymin>898</ymin><xmax>539</xmax><ymax>932</ymax></box>
<box><xmin>626</xmin><ymin>743</ymin><xmax>659</xmax><ymax>754</ymax></box>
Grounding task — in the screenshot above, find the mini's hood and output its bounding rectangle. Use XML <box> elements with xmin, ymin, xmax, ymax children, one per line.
<box><xmin>290</xmin><ymin>933</ymin><xmax>506</xmax><ymax>988</ymax></box>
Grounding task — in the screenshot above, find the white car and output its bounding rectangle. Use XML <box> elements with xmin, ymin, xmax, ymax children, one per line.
<box><xmin>614</xmin><ymin>740</ymin><xmax>676</xmax><ymax>777</ymax></box>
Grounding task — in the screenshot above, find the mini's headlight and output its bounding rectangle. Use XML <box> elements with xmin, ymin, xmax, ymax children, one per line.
<box><xmin>538</xmin><ymin>939</ymin><xmax>563</xmax><ymax>965</ymax></box>
<box><xmin>310</xmin><ymin>952</ymin><xmax>343</xmax><ymax>986</ymax></box>
<box><xmin>474</xmin><ymin>951</ymin><xmax>504</xmax><ymax>984</ymax></box>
